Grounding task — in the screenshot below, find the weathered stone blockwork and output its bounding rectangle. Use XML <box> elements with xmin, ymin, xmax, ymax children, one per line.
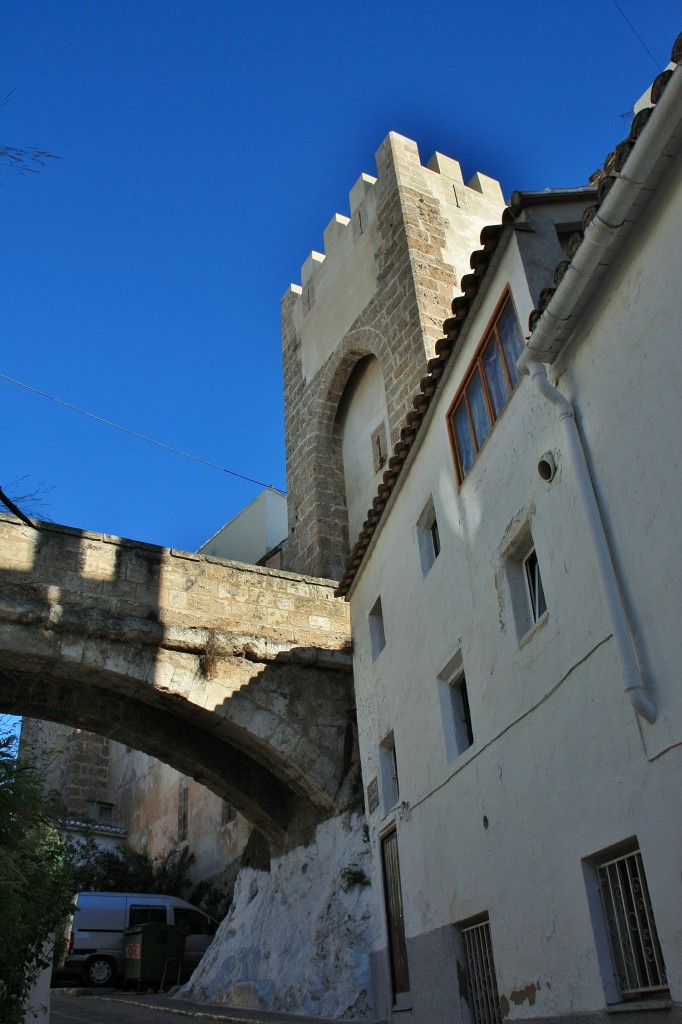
<box><xmin>282</xmin><ymin>132</ymin><xmax>505</xmax><ymax>580</ymax></box>
<box><xmin>21</xmin><ymin>717</ymin><xmax>111</xmax><ymax>818</ymax></box>
<box><xmin>0</xmin><ymin>514</ymin><xmax>353</xmax><ymax>849</ymax></box>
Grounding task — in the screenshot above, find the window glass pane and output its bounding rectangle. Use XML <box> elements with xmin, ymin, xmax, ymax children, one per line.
<box><xmin>482</xmin><ymin>337</ymin><xmax>510</xmax><ymax>419</ymax></box>
<box><xmin>430</xmin><ymin>519</ymin><xmax>440</xmax><ymax>559</ymax></box>
<box><xmin>497</xmin><ymin>302</ymin><xmax>524</xmax><ymax>387</ymax></box>
<box><xmin>467</xmin><ymin>370</ymin><xmax>491</xmax><ymax>449</ymax></box>
<box><xmin>452</xmin><ymin>401</ymin><xmax>475</xmax><ymax>476</ymax></box>
<box><xmin>524</xmin><ymin>549</ymin><xmax>547</xmax><ymax>621</ymax></box>
<box><xmin>174</xmin><ymin>908</ymin><xmax>211</xmax><ymax>934</ymax></box>
<box><xmin>129</xmin><ymin>906</ymin><xmax>167</xmax><ymax>926</ymax></box>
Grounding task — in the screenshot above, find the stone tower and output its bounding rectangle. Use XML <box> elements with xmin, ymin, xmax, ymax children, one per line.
<box><xmin>281</xmin><ymin>132</ymin><xmax>505</xmax><ymax>581</ymax></box>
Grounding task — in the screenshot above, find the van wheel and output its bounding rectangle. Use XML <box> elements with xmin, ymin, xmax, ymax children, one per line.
<box><xmin>85</xmin><ymin>957</ymin><xmax>116</xmax><ymax>987</ymax></box>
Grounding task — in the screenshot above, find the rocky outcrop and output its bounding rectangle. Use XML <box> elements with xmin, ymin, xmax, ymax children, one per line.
<box><xmin>179</xmin><ymin>813</ymin><xmax>375</xmax><ymax>1019</ymax></box>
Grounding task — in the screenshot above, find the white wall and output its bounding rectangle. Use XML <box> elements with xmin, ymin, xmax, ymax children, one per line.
<box><xmin>349</xmin><ymin>179</ymin><xmax>682</xmax><ymax>1020</ymax></box>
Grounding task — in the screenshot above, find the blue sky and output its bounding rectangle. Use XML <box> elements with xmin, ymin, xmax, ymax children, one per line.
<box><xmin>2</xmin><ymin>2</ymin><xmax>678</xmax><ymax>554</ymax></box>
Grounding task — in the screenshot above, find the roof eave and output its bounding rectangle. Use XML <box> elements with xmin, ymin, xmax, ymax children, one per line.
<box><xmin>519</xmin><ymin>64</ymin><xmax>682</xmax><ymax>371</ymax></box>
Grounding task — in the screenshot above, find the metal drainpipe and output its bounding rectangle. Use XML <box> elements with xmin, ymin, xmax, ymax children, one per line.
<box><xmin>525</xmin><ymin>358</ymin><xmax>656</xmax><ymax>723</ymax></box>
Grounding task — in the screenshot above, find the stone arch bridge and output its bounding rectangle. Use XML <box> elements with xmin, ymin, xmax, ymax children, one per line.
<box><xmin>0</xmin><ymin>514</ymin><xmax>355</xmax><ymax>851</ymax></box>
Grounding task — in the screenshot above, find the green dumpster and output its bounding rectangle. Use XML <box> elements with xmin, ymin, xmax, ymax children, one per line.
<box><xmin>124</xmin><ymin>922</ymin><xmax>185</xmax><ymax>990</ymax></box>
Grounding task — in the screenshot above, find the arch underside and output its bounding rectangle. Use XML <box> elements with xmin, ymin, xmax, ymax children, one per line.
<box><xmin>0</xmin><ymin>647</ymin><xmax>341</xmax><ymax>850</ymax></box>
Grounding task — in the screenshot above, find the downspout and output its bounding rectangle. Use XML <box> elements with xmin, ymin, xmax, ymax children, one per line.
<box><xmin>525</xmin><ymin>359</ymin><xmax>656</xmax><ymax>723</ymax></box>
<box><xmin>515</xmin><ymin>76</ymin><xmax>682</xmax><ymax>721</ymax></box>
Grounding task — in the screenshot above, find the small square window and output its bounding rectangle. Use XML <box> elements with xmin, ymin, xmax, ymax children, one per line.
<box><xmin>371</xmin><ymin>423</ymin><xmax>388</xmax><ymax>474</ymax></box>
<box><xmin>523</xmin><ymin>548</ymin><xmax>546</xmax><ymax>623</ymax></box>
<box><xmin>504</xmin><ymin>528</ymin><xmax>548</xmax><ymax>642</ymax></box>
<box><xmin>86</xmin><ymin>800</ymin><xmax>114</xmax><ymax>824</ymax></box>
<box><xmin>369</xmin><ymin>596</ymin><xmax>386</xmax><ymax>659</ymax></box>
<box><xmin>417</xmin><ymin>496</ymin><xmax>441</xmax><ymax>575</ymax></box>
<box><xmin>97</xmin><ymin>802</ymin><xmax>113</xmax><ymax>823</ymax></box>
<box><xmin>438</xmin><ymin>651</ymin><xmax>474</xmax><ymax>761</ymax></box>
<box><xmin>379</xmin><ymin>732</ymin><xmax>399</xmax><ymax>810</ymax></box>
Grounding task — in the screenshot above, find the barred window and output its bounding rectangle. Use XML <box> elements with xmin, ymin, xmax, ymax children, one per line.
<box><xmin>447</xmin><ymin>290</ymin><xmax>524</xmax><ymax>483</ymax></box>
<box><xmin>461</xmin><ymin>917</ymin><xmax>502</xmax><ymax>1024</ymax></box>
<box><xmin>598</xmin><ymin>849</ymin><xmax>668</xmax><ymax>998</ymax></box>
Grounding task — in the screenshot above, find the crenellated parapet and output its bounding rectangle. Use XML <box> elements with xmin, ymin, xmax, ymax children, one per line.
<box><xmin>284</xmin><ymin>134</ymin><xmax>503</xmax><ymax>343</ymax></box>
<box><xmin>281</xmin><ymin>132</ymin><xmax>505</xmax><ymax>580</ymax></box>
<box><xmin>284</xmin><ymin>171</ymin><xmax>378</xmax><ymax>313</ymax></box>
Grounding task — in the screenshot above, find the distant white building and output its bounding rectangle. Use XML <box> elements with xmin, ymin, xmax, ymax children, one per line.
<box><xmin>198</xmin><ymin>486</ymin><xmax>287</xmax><ymax>568</ymax></box>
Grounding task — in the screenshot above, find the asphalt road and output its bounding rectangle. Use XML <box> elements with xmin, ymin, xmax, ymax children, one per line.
<box><xmin>51</xmin><ymin>991</ymin><xmax>235</xmax><ymax>1024</ymax></box>
<box><xmin>49</xmin><ymin>991</ymin><xmax>356</xmax><ymax>1024</ymax></box>
<box><xmin>51</xmin><ymin>991</ymin><xmax>282</xmax><ymax>1024</ymax></box>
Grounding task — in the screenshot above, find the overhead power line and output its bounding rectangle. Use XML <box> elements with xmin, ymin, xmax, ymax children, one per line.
<box><xmin>0</xmin><ymin>371</ymin><xmax>285</xmax><ymax>495</ymax></box>
<box><xmin>608</xmin><ymin>0</ymin><xmax>663</xmax><ymax>72</ymax></box>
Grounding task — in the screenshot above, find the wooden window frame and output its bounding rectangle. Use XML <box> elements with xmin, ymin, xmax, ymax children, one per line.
<box><xmin>446</xmin><ymin>287</ymin><xmax>524</xmax><ymax>485</ymax></box>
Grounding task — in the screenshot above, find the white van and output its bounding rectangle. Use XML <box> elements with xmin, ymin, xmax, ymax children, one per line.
<box><xmin>58</xmin><ymin>892</ymin><xmax>218</xmax><ymax>987</ymax></box>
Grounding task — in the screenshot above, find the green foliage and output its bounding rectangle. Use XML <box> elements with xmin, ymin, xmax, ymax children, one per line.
<box><xmin>0</xmin><ymin>730</ymin><xmax>74</xmax><ymax>1024</ymax></box>
<box><xmin>68</xmin><ymin>834</ymin><xmax>195</xmax><ymax>899</ymax></box>
<box><xmin>187</xmin><ymin>876</ymin><xmax>232</xmax><ymax>921</ymax></box>
<box><xmin>340</xmin><ymin>863</ymin><xmax>370</xmax><ymax>893</ymax></box>
<box><xmin>67</xmin><ymin>833</ymin><xmax>233</xmax><ymax>920</ymax></box>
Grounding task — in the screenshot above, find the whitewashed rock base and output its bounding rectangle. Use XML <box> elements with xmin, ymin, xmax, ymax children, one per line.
<box><xmin>179</xmin><ymin>813</ymin><xmax>375</xmax><ymax>1019</ymax></box>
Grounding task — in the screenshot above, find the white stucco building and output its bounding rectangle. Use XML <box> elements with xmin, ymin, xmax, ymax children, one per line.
<box><xmin>336</xmin><ymin>62</ymin><xmax>682</xmax><ymax>1024</ymax></box>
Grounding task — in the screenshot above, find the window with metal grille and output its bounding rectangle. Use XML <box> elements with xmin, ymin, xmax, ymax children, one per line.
<box><xmin>461</xmin><ymin>918</ymin><xmax>502</xmax><ymax>1024</ymax></box>
<box><xmin>447</xmin><ymin>290</ymin><xmax>524</xmax><ymax>483</ymax></box>
<box><xmin>597</xmin><ymin>849</ymin><xmax>668</xmax><ymax>998</ymax></box>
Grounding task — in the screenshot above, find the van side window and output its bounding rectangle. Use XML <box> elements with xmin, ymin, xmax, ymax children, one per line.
<box><xmin>129</xmin><ymin>905</ymin><xmax>167</xmax><ymax>926</ymax></box>
<box><xmin>173</xmin><ymin>908</ymin><xmax>214</xmax><ymax>935</ymax></box>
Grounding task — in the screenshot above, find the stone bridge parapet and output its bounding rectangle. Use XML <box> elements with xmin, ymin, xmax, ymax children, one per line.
<box><xmin>0</xmin><ymin>514</ymin><xmax>355</xmax><ymax>849</ymax></box>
